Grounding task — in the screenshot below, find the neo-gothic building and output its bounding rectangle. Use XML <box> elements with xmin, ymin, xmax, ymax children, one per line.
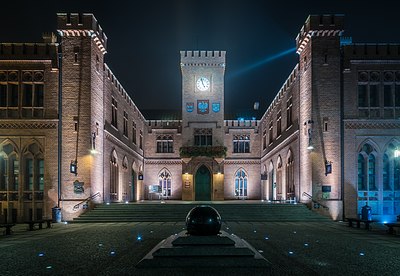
<box><xmin>0</xmin><ymin>13</ymin><xmax>399</xmax><ymax>222</ymax></box>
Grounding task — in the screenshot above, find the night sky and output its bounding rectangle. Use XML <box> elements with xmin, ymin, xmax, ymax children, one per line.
<box><xmin>2</xmin><ymin>0</ymin><xmax>400</xmax><ymax>118</ymax></box>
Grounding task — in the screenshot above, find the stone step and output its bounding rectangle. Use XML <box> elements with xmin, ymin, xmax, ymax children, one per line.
<box><xmin>73</xmin><ymin>202</ymin><xmax>330</xmax><ymax>223</ymax></box>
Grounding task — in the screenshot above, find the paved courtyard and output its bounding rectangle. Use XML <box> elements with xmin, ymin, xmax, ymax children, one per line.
<box><xmin>1</xmin><ymin>220</ymin><xmax>399</xmax><ymax>275</ymax></box>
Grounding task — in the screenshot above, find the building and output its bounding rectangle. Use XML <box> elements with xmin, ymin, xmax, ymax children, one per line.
<box><xmin>0</xmin><ymin>13</ymin><xmax>399</xmax><ymax>222</ymax></box>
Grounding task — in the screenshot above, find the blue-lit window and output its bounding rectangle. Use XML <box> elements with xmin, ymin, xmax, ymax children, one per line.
<box><xmin>158</xmin><ymin>168</ymin><xmax>171</xmax><ymax>197</ymax></box>
<box><xmin>234</xmin><ymin>168</ymin><xmax>248</xmax><ymax>198</ymax></box>
<box><xmin>368</xmin><ymin>155</ymin><xmax>377</xmax><ymax>191</ymax></box>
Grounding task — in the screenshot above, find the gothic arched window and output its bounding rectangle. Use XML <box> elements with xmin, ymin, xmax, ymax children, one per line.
<box><xmin>234</xmin><ymin>168</ymin><xmax>248</xmax><ymax>198</ymax></box>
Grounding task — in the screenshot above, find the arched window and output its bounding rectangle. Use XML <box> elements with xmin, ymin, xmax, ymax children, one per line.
<box><xmin>357</xmin><ymin>142</ymin><xmax>380</xmax><ymax>214</ymax></box>
<box><xmin>234</xmin><ymin>168</ymin><xmax>248</xmax><ymax>198</ymax></box>
<box><xmin>368</xmin><ymin>154</ymin><xmax>377</xmax><ymax>191</ymax></box>
<box><xmin>286</xmin><ymin>150</ymin><xmax>295</xmax><ymax>199</ymax></box>
<box><xmin>110</xmin><ymin>150</ymin><xmax>119</xmax><ymax>201</ymax></box>
<box><xmin>158</xmin><ymin>168</ymin><xmax>171</xmax><ymax>197</ymax></box>
<box><xmin>276</xmin><ymin>156</ymin><xmax>283</xmax><ymax>199</ymax></box>
<box><xmin>383</xmin><ymin>154</ymin><xmax>390</xmax><ymax>191</ymax></box>
<box><xmin>358</xmin><ymin>154</ymin><xmax>366</xmax><ymax>191</ymax></box>
<box><xmin>382</xmin><ymin>143</ymin><xmax>400</xmax><ymax>215</ymax></box>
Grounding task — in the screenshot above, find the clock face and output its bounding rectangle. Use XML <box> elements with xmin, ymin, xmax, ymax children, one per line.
<box><xmin>196</xmin><ymin>77</ymin><xmax>210</xmax><ymax>91</ymax></box>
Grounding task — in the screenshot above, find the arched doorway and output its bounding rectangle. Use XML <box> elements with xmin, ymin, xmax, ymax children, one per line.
<box><xmin>195</xmin><ymin>165</ymin><xmax>211</xmax><ymax>201</ymax></box>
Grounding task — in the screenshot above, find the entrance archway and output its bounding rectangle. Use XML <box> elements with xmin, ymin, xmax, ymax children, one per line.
<box><xmin>195</xmin><ymin>165</ymin><xmax>211</xmax><ymax>201</ymax></box>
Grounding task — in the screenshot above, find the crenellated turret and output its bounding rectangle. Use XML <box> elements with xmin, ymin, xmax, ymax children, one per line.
<box><xmin>180</xmin><ymin>51</ymin><xmax>226</xmax><ymax>67</ymax></box>
<box><xmin>296</xmin><ymin>14</ymin><xmax>344</xmax><ymax>54</ymax></box>
<box><xmin>57</xmin><ymin>13</ymin><xmax>107</xmax><ymax>54</ymax></box>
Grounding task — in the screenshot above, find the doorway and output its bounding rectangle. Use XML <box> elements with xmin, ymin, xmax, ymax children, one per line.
<box><xmin>195</xmin><ymin>165</ymin><xmax>211</xmax><ymax>201</ymax></box>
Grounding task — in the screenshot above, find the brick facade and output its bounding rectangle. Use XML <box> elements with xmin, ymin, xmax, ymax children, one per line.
<box><xmin>0</xmin><ymin>13</ymin><xmax>399</xmax><ymax>222</ymax></box>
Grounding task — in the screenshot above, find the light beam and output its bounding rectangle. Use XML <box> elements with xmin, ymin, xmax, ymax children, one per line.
<box><xmin>229</xmin><ymin>47</ymin><xmax>296</xmax><ymax>78</ymax></box>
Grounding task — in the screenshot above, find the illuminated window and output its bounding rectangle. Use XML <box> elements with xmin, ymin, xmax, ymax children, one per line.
<box><xmin>234</xmin><ymin>168</ymin><xmax>247</xmax><ymax>198</ymax></box>
<box><xmin>158</xmin><ymin>168</ymin><xmax>171</xmax><ymax>197</ymax></box>
<box><xmin>109</xmin><ymin>151</ymin><xmax>118</xmax><ymax>201</ymax></box>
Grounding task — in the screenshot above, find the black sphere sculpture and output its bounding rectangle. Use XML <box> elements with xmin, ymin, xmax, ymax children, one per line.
<box><xmin>186</xmin><ymin>205</ymin><xmax>222</xmax><ymax>236</ymax></box>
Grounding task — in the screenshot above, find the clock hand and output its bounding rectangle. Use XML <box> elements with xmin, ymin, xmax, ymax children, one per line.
<box><xmin>201</xmin><ymin>79</ymin><xmax>205</xmax><ymax>87</ymax></box>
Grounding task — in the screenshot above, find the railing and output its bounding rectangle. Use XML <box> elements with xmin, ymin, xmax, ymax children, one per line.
<box><xmin>73</xmin><ymin>192</ymin><xmax>101</xmax><ymax>210</ymax></box>
<box><xmin>302</xmin><ymin>192</ymin><xmax>329</xmax><ymax>210</ymax></box>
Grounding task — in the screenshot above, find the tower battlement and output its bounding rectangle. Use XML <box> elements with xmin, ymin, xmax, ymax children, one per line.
<box><xmin>180</xmin><ymin>51</ymin><xmax>225</xmax><ymax>67</ymax></box>
<box><xmin>296</xmin><ymin>14</ymin><xmax>344</xmax><ymax>54</ymax></box>
<box><xmin>57</xmin><ymin>13</ymin><xmax>107</xmax><ymax>53</ymax></box>
<box><xmin>343</xmin><ymin>43</ymin><xmax>400</xmax><ymax>69</ymax></box>
<box><xmin>0</xmin><ymin>43</ymin><xmax>58</xmax><ymax>67</ymax></box>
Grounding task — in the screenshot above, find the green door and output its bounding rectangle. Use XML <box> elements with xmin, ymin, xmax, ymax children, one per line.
<box><xmin>195</xmin><ymin>165</ymin><xmax>211</xmax><ymax>201</ymax></box>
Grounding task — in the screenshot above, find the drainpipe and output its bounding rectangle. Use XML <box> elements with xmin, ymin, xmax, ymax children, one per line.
<box><xmin>57</xmin><ymin>35</ymin><xmax>63</xmax><ymax>208</ymax></box>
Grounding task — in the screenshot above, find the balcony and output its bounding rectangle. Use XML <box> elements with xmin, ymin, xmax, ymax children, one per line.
<box><xmin>179</xmin><ymin>146</ymin><xmax>227</xmax><ymax>158</ymax></box>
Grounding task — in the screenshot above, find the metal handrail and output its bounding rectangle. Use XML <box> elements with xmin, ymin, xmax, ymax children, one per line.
<box><xmin>73</xmin><ymin>192</ymin><xmax>101</xmax><ymax>210</ymax></box>
<box><xmin>302</xmin><ymin>192</ymin><xmax>329</xmax><ymax>210</ymax></box>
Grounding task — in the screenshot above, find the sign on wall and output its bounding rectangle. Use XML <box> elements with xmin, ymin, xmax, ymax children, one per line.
<box><xmin>73</xmin><ymin>180</ymin><xmax>84</xmax><ymax>194</ymax></box>
<box><xmin>149</xmin><ymin>185</ymin><xmax>162</xmax><ymax>193</ymax></box>
<box><xmin>186</xmin><ymin>102</ymin><xmax>194</xmax><ymax>112</ymax></box>
<box><xmin>197</xmin><ymin>100</ymin><xmax>209</xmax><ymax>114</ymax></box>
<box><xmin>212</xmin><ymin>102</ymin><xmax>220</xmax><ymax>112</ymax></box>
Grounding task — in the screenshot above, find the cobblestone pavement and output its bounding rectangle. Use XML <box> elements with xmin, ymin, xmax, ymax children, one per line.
<box><xmin>1</xmin><ymin>221</ymin><xmax>399</xmax><ymax>275</ymax></box>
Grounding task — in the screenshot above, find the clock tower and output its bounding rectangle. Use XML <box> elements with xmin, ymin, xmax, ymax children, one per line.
<box><xmin>180</xmin><ymin>50</ymin><xmax>226</xmax><ymax>147</ymax></box>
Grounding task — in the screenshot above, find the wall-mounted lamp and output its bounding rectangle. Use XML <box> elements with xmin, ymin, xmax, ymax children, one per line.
<box><xmin>325</xmin><ymin>160</ymin><xmax>332</xmax><ymax>176</ymax></box>
<box><xmin>70</xmin><ymin>160</ymin><xmax>77</xmax><ymax>175</ymax></box>
<box><xmin>395</xmin><ymin>148</ymin><xmax>400</xmax><ymax>158</ymax></box>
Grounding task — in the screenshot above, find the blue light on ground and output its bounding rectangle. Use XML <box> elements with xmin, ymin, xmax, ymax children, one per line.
<box><xmin>264</xmin><ymin>236</ymin><xmax>269</xmax><ymax>240</ymax></box>
<box><xmin>46</xmin><ymin>266</ymin><xmax>52</xmax><ymax>269</ymax></box>
<box><xmin>304</xmin><ymin>243</ymin><xmax>309</xmax><ymax>247</ymax></box>
<box><xmin>137</xmin><ymin>235</ymin><xmax>142</xmax><ymax>241</ymax></box>
<box><xmin>38</xmin><ymin>253</ymin><xmax>45</xmax><ymax>257</ymax></box>
<box><xmin>359</xmin><ymin>252</ymin><xmax>365</xmax><ymax>256</ymax></box>
<box><xmin>288</xmin><ymin>251</ymin><xmax>294</xmax><ymax>255</ymax></box>
<box><xmin>98</xmin><ymin>243</ymin><xmax>103</xmax><ymax>247</ymax></box>
<box><xmin>110</xmin><ymin>251</ymin><xmax>116</xmax><ymax>256</ymax></box>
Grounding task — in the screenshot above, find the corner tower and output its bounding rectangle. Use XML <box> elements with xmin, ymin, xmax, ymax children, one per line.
<box><xmin>296</xmin><ymin>15</ymin><xmax>344</xmax><ymax>218</ymax></box>
<box><xmin>57</xmin><ymin>13</ymin><xmax>107</xmax><ymax>219</ymax></box>
<box><xmin>180</xmin><ymin>51</ymin><xmax>226</xmax><ymax>146</ymax></box>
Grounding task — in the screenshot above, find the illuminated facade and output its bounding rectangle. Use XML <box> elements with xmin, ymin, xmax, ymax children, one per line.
<box><xmin>0</xmin><ymin>14</ymin><xmax>399</xmax><ymax>222</ymax></box>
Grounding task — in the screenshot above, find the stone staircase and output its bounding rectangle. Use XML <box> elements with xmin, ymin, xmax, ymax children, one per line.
<box><xmin>72</xmin><ymin>202</ymin><xmax>331</xmax><ymax>223</ymax></box>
